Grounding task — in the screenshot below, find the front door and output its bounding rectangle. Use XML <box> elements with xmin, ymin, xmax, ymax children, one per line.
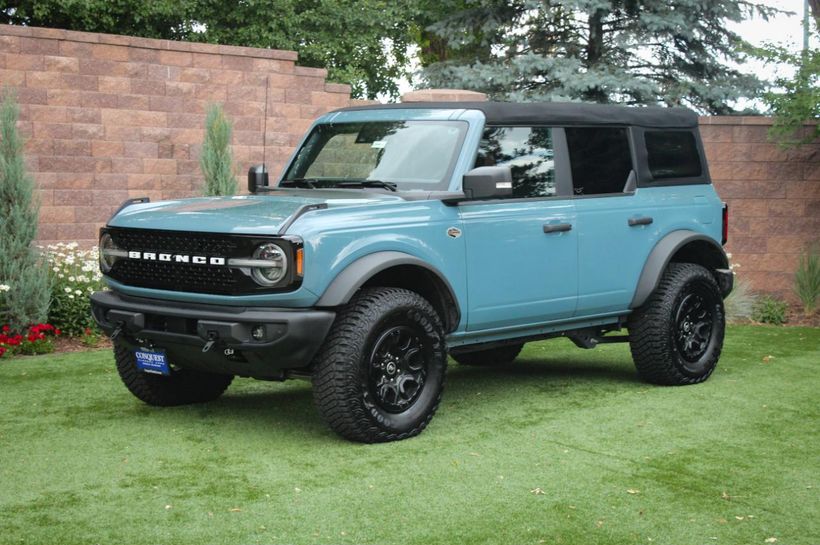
<box><xmin>460</xmin><ymin>126</ymin><xmax>578</xmax><ymax>332</ymax></box>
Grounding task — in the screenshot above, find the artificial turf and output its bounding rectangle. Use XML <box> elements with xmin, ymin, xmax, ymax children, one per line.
<box><xmin>0</xmin><ymin>324</ymin><xmax>817</xmax><ymax>545</ymax></box>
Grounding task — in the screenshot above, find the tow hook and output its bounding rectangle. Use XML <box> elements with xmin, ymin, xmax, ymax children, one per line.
<box><xmin>110</xmin><ymin>322</ymin><xmax>124</xmax><ymax>341</ymax></box>
<box><xmin>202</xmin><ymin>331</ymin><xmax>219</xmax><ymax>353</ymax></box>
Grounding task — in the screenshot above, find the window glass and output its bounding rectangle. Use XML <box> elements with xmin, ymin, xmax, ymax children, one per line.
<box><xmin>565</xmin><ymin>128</ymin><xmax>632</xmax><ymax>195</ymax></box>
<box><xmin>283</xmin><ymin>120</ymin><xmax>467</xmax><ymax>190</ymax></box>
<box><xmin>645</xmin><ymin>130</ymin><xmax>702</xmax><ymax>179</ymax></box>
<box><xmin>475</xmin><ymin>127</ymin><xmax>556</xmax><ymax>198</ymax></box>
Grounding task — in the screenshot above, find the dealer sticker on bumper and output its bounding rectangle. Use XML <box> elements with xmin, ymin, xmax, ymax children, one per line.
<box><xmin>134</xmin><ymin>348</ymin><xmax>170</xmax><ymax>375</ymax></box>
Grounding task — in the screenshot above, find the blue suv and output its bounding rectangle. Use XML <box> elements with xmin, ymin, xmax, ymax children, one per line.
<box><xmin>91</xmin><ymin>102</ymin><xmax>733</xmax><ymax>442</ymax></box>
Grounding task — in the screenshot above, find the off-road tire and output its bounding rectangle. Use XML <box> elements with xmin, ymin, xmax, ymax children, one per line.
<box><xmin>451</xmin><ymin>344</ymin><xmax>524</xmax><ymax>366</ymax></box>
<box><xmin>311</xmin><ymin>287</ymin><xmax>447</xmax><ymax>443</ymax></box>
<box><xmin>628</xmin><ymin>263</ymin><xmax>725</xmax><ymax>385</ymax></box>
<box><xmin>114</xmin><ymin>341</ymin><xmax>233</xmax><ymax>406</ymax></box>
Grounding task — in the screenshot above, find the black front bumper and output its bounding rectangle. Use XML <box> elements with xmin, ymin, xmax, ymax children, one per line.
<box><xmin>90</xmin><ymin>291</ymin><xmax>335</xmax><ymax>379</ymax></box>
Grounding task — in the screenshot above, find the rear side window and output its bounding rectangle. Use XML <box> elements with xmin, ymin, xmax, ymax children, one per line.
<box><xmin>475</xmin><ymin>126</ymin><xmax>556</xmax><ymax>198</ymax></box>
<box><xmin>645</xmin><ymin>130</ymin><xmax>702</xmax><ymax>179</ymax></box>
<box><xmin>565</xmin><ymin>128</ymin><xmax>632</xmax><ymax>195</ymax></box>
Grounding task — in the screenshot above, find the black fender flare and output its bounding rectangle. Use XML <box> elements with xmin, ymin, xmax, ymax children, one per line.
<box><xmin>315</xmin><ymin>251</ymin><xmax>461</xmax><ymax>328</ymax></box>
<box><xmin>630</xmin><ymin>230</ymin><xmax>729</xmax><ymax>309</ymax></box>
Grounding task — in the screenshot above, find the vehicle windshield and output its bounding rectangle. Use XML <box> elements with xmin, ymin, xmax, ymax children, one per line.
<box><xmin>281</xmin><ymin>120</ymin><xmax>468</xmax><ymax>191</ymax></box>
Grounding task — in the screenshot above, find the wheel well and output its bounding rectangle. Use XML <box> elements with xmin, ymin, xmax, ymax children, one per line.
<box><xmin>668</xmin><ymin>239</ymin><xmax>729</xmax><ymax>271</ymax></box>
<box><xmin>361</xmin><ymin>265</ymin><xmax>460</xmax><ymax>333</ymax></box>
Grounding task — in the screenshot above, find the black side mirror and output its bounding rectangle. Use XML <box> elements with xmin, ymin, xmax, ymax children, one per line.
<box><xmin>462</xmin><ymin>166</ymin><xmax>513</xmax><ymax>200</ymax></box>
<box><xmin>248</xmin><ymin>164</ymin><xmax>269</xmax><ymax>193</ymax></box>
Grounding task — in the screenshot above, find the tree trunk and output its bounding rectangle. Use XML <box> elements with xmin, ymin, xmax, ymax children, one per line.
<box><xmin>583</xmin><ymin>9</ymin><xmax>608</xmax><ymax>103</ymax></box>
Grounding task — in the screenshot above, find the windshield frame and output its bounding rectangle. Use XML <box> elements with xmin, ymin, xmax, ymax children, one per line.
<box><xmin>280</xmin><ymin>120</ymin><xmax>470</xmax><ymax>192</ymax></box>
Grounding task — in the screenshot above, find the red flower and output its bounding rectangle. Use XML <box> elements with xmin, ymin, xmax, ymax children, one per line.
<box><xmin>55</xmin><ymin>329</ymin><xmax>62</xmax><ymax>336</ymax></box>
<box><xmin>1</xmin><ymin>325</ymin><xmax>9</xmax><ymax>333</ymax></box>
<box><xmin>0</xmin><ymin>346</ymin><xmax>6</xmax><ymax>358</ymax></box>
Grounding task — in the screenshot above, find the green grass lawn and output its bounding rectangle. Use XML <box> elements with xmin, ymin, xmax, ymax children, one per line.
<box><xmin>1</xmin><ymin>325</ymin><xmax>818</xmax><ymax>545</ymax></box>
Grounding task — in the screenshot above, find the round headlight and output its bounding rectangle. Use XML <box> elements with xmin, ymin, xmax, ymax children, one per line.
<box><xmin>99</xmin><ymin>233</ymin><xmax>122</xmax><ymax>273</ymax></box>
<box><xmin>251</xmin><ymin>243</ymin><xmax>287</xmax><ymax>286</ymax></box>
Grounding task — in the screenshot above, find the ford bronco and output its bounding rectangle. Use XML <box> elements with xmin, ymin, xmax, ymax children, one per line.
<box><xmin>91</xmin><ymin>102</ymin><xmax>733</xmax><ymax>442</ymax></box>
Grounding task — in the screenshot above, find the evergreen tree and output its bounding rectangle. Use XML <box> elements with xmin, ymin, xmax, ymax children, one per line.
<box><xmin>419</xmin><ymin>0</ymin><xmax>780</xmax><ymax>113</ymax></box>
<box><xmin>200</xmin><ymin>104</ymin><xmax>236</xmax><ymax>197</ymax></box>
<box><xmin>0</xmin><ymin>91</ymin><xmax>50</xmax><ymax>329</ymax></box>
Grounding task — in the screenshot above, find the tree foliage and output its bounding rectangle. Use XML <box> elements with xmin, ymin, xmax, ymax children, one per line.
<box><xmin>0</xmin><ymin>91</ymin><xmax>50</xmax><ymax>329</ymax></box>
<box><xmin>200</xmin><ymin>104</ymin><xmax>236</xmax><ymax>197</ymax></box>
<box><xmin>416</xmin><ymin>0</ymin><xmax>780</xmax><ymax>113</ymax></box>
<box><xmin>754</xmin><ymin>2</ymin><xmax>819</xmax><ymax>146</ymax></box>
<box><xmin>1</xmin><ymin>0</ymin><xmax>416</xmax><ymax>99</ymax></box>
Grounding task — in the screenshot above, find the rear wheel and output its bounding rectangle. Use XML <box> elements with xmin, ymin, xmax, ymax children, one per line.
<box><xmin>311</xmin><ymin>287</ymin><xmax>447</xmax><ymax>443</ymax></box>
<box><xmin>451</xmin><ymin>344</ymin><xmax>523</xmax><ymax>366</ymax></box>
<box><xmin>628</xmin><ymin>263</ymin><xmax>725</xmax><ymax>385</ymax></box>
<box><xmin>114</xmin><ymin>341</ymin><xmax>233</xmax><ymax>406</ymax></box>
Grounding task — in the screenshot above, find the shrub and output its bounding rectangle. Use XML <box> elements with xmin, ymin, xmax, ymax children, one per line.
<box><xmin>793</xmin><ymin>244</ymin><xmax>819</xmax><ymax>316</ymax></box>
<box><xmin>0</xmin><ymin>91</ymin><xmax>50</xmax><ymax>329</ymax></box>
<box><xmin>42</xmin><ymin>243</ymin><xmax>105</xmax><ymax>336</ymax></box>
<box><xmin>724</xmin><ymin>277</ymin><xmax>757</xmax><ymax>322</ymax></box>
<box><xmin>200</xmin><ymin>103</ymin><xmax>236</xmax><ymax>196</ymax></box>
<box><xmin>751</xmin><ymin>296</ymin><xmax>789</xmax><ymax>326</ymax></box>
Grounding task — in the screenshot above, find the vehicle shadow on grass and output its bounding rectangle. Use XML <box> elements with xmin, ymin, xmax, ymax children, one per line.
<box><xmin>193</xmin><ymin>356</ymin><xmax>641</xmax><ymax>439</ymax></box>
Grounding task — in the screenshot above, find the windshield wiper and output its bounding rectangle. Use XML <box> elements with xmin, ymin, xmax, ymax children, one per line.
<box><xmin>279</xmin><ymin>178</ymin><xmax>319</xmax><ymax>189</ymax></box>
<box><xmin>333</xmin><ymin>180</ymin><xmax>398</xmax><ymax>192</ymax></box>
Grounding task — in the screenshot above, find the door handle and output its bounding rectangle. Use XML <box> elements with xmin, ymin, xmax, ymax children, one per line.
<box><xmin>628</xmin><ymin>216</ymin><xmax>653</xmax><ymax>227</ymax></box>
<box><xmin>543</xmin><ymin>223</ymin><xmax>572</xmax><ymax>234</ymax></box>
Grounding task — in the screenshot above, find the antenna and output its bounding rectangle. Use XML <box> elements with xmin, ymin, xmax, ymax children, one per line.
<box><xmin>262</xmin><ymin>74</ymin><xmax>269</xmax><ymax>168</ymax></box>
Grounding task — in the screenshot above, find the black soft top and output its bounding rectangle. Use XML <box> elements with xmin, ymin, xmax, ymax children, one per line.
<box><xmin>335</xmin><ymin>101</ymin><xmax>698</xmax><ymax>129</ymax></box>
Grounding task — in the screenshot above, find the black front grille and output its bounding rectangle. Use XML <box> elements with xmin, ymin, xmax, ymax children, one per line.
<box><xmin>104</xmin><ymin>227</ymin><xmax>299</xmax><ymax>295</ymax></box>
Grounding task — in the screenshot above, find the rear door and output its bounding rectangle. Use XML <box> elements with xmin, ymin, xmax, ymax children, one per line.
<box><xmin>567</xmin><ymin>127</ymin><xmax>659</xmax><ymax>316</ymax></box>
<box><xmin>459</xmin><ymin>126</ymin><xmax>578</xmax><ymax>331</ymax></box>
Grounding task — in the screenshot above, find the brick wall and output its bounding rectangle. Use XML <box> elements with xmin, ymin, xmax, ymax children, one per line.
<box><xmin>701</xmin><ymin>117</ymin><xmax>819</xmax><ymax>303</ymax></box>
<box><xmin>1</xmin><ymin>27</ymin><xmax>818</xmax><ymax>301</ymax></box>
<box><xmin>0</xmin><ymin>24</ymin><xmax>353</xmax><ymax>246</ymax></box>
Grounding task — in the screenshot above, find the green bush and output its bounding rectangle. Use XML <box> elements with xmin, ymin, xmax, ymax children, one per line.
<box><xmin>43</xmin><ymin>242</ymin><xmax>106</xmax><ymax>336</ymax></box>
<box><xmin>751</xmin><ymin>295</ymin><xmax>789</xmax><ymax>326</ymax></box>
<box><xmin>0</xmin><ymin>90</ymin><xmax>50</xmax><ymax>329</ymax></box>
<box><xmin>200</xmin><ymin>104</ymin><xmax>236</xmax><ymax>196</ymax></box>
<box><xmin>794</xmin><ymin>244</ymin><xmax>819</xmax><ymax>316</ymax></box>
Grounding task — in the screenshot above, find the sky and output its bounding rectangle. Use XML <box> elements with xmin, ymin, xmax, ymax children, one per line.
<box><xmin>394</xmin><ymin>0</ymin><xmax>816</xmax><ymax>103</ymax></box>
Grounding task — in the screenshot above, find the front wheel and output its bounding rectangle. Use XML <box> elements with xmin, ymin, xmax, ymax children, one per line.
<box><xmin>114</xmin><ymin>341</ymin><xmax>233</xmax><ymax>406</ymax></box>
<box><xmin>311</xmin><ymin>287</ymin><xmax>447</xmax><ymax>443</ymax></box>
<box><xmin>628</xmin><ymin>263</ymin><xmax>725</xmax><ymax>385</ymax></box>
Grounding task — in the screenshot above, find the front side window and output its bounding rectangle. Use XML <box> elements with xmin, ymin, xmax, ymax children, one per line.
<box><xmin>475</xmin><ymin>126</ymin><xmax>556</xmax><ymax>198</ymax></box>
<box><xmin>566</xmin><ymin>127</ymin><xmax>632</xmax><ymax>195</ymax></box>
<box><xmin>645</xmin><ymin>130</ymin><xmax>702</xmax><ymax>179</ymax></box>
<box><xmin>283</xmin><ymin>120</ymin><xmax>467</xmax><ymax>191</ymax></box>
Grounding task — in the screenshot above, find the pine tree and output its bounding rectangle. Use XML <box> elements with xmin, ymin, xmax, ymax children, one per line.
<box><xmin>0</xmin><ymin>91</ymin><xmax>50</xmax><ymax>329</ymax></box>
<box><xmin>419</xmin><ymin>0</ymin><xmax>780</xmax><ymax>113</ymax></box>
<box><xmin>200</xmin><ymin>104</ymin><xmax>236</xmax><ymax>197</ymax></box>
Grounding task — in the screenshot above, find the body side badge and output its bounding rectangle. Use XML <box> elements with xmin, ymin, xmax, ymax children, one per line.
<box><xmin>447</xmin><ymin>227</ymin><xmax>462</xmax><ymax>238</ymax></box>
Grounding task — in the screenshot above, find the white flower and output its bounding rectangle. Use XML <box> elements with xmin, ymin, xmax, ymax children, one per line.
<box><xmin>74</xmin><ymin>290</ymin><xmax>82</xmax><ymax>296</ymax></box>
<box><xmin>69</xmin><ymin>276</ymin><xmax>76</xmax><ymax>282</ymax></box>
<box><xmin>52</xmin><ymin>267</ymin><xmax>60</xmax><ymax>273</ymax></box>
<box><xmin>64</xmin><ymin>287</ymin><xmax>72</xmax><ymax>293</ymax></box>
<box><xmin>0</xmin><ymin>284</ymin><xmax>10</xmax><ymax>292</ymax></box>
<box><xmin>68</xmin><ymin>295</ymin><xmax>75</xmax><ymax>299</ymax></box>
<box><xmin>58</xmin><ymin>274</ymin><xmax>65</xmax><ymax>279</ymax></box>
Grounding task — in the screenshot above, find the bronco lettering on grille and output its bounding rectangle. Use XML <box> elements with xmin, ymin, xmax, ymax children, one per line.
<box><xmin>126</xmin><ymin>251</ymin><xmax>226</xmax><ymax>266</ymax></box>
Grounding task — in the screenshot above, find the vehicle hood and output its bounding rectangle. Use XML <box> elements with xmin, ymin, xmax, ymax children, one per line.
<box><xmin>107</xmin><ymin>191</ymin><xmax>406</xmax><ymax>235</ymax></box>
